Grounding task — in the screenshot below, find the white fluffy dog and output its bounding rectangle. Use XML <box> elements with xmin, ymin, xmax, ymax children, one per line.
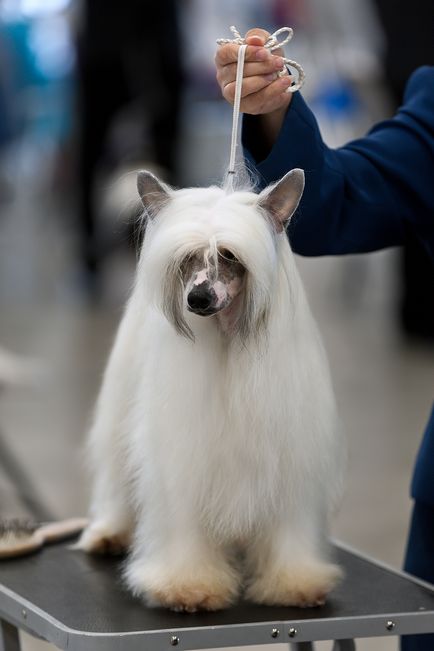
<box><xmin>78</xmin><ymin>169</ymin><xmax>344</xmax><ymax>612</ymax></box>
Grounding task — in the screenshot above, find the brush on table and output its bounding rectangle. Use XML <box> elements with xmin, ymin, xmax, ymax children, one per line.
<box><xmin>0</xmin><ymin>518</ymin><xmax>88</xmax><ymax>559</ymax></box>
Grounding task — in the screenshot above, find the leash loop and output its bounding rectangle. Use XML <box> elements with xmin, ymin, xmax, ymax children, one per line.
<box><xmin>264</xmin><ymin>26</ymin><xmax>294</xmax><ymax>51</ymax></box>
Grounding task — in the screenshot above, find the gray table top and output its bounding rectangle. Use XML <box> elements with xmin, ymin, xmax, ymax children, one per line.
<box><xmin>1</xmin><ymin>541</ymin><xmax>434</xmax><ymax>650</ymax></box>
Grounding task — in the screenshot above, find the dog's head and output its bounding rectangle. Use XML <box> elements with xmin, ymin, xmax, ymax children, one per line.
<box><xmin>136</xmin><ymin>169</ymin><xmax>304</xmax><ymax>341</ymax></box>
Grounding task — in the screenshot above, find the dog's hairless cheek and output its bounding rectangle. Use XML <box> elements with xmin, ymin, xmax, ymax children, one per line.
<box><xmin>226</xmin><ymin>276</ymin><xmax>243</xmax><ymax>297</ymax></box>
<box><xmin>212</xmin><ymin>281</ymin><xmax>228</xmax><ymax>307</ymax></box>
<box><xmin>217</xmin><ymin>261</ymin><xmax>245</xmax><ymax>295</ymax></box>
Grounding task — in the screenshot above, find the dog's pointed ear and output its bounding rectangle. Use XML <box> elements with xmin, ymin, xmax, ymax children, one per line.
<box><xmin>137</xmin><ymin>171</ymin><xmax>171</xmax><ymax>217</ymax></box>
<box><xmin>258</xmin><ymin>169</ymin><xmax>305</xmax><ymax>233</ymax></box>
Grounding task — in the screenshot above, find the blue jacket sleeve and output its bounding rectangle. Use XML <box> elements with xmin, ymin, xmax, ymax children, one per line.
<box><xmin>411</xmin><ymin>404</ymin><xmax>434</xmax><ymax>506</ymax></box>
<box><xmin>243</xmin><ymin>66</ymin><xmax>434</xmax><ymax>259</ymax></box>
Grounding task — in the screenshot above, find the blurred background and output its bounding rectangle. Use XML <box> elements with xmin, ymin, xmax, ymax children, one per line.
<box><xmin>0</xmin><ymin>1</ymin><xmax>433</xmax><ymax>649</ymax></box>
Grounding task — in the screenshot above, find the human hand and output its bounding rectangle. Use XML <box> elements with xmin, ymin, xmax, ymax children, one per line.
<box><xmin>215</xmin><ymin>28</ymin><xmax>293</xmax><ymax>116</ymax></box>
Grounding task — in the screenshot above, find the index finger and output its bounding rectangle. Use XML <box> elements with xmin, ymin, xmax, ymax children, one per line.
<box><xmin>215</xmin><ymin>43</ymin><xmax>271</xmax><ymax>67</ymax></box>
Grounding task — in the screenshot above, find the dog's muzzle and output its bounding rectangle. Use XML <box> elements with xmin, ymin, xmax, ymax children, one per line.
<box><xmin>187</xmin><ymin>286</ymin><xmax>218</xmax><ymax>316</ymax></box>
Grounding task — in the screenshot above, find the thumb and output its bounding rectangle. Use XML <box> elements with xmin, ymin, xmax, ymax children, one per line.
<box><xmin>245</xmin><ymin>28</ymin><xmax>270</xmax><ymax>46</ymax></box>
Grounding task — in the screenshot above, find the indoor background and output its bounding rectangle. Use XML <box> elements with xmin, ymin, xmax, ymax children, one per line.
<box><xmin>0</xmin><ymin>1</ymin><xmax>433</xmax><ymax>649</ymax></box>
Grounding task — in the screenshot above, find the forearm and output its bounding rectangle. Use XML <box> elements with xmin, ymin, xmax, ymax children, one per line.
<box><xmin>243</xmin><ymin>70</ymin><xmax>434</xmax><ymax>257</ymax></box>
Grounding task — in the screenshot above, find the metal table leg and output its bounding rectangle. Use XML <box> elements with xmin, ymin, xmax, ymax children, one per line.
<box><xmin>290</xmin><ymin>643</ymin><xmax>315</xmax><ymax>650</ymax></box>
<box><xmin>0</xmin><ymin>620</ymin><xmax>21</xmax><ymax>651</ymax></box>
<box><xmin>332</xmin><ymin>640</ymin><xmax>356</xmax><ymax>651</ymax></box>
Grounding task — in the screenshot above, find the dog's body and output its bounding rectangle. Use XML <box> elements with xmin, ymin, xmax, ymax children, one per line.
<box><xmin>79</xmin><ymin>170</ymin><xmax>344</xmax><ymax>612</ymax></box>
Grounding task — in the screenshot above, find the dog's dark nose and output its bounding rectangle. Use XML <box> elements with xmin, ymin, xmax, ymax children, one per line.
<box><xmin>187</xmin><ymin>287</ymin><xmax>213</xmax><ymax>312</ymax></box>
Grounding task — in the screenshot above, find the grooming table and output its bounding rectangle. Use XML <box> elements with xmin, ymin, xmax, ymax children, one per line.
<box><xmin>1</xmin><ymin>542</ymin><xmax>434</xmax><ymax>651</ymax></box>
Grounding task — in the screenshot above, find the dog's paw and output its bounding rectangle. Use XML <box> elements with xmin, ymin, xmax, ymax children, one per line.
<box><xmin>245</xmin><ymin>561</ymin><xmax>342</xmax><ymax>608</ymax></box>
<box><xmin>125</xmin><ymin>560</ymin><xmax>240</xmax><ymax>612</ymax></box>
<box><xmin>76</xmin><ymin>522</ymin><xmax>132</xmax><ymax>555</ymax></box>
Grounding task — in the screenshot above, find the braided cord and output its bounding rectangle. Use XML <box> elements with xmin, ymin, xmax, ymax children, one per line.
<box><xmin>227</xmin><ymin>43</ymin><xmax>247</xmax><ymax>176</ymax></box>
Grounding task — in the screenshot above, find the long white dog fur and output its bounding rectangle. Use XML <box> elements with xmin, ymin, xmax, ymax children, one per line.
<box><xmin>78</xmin><ymin>169</ymin><xmax>345</xmax><ymax>612</ymax></box>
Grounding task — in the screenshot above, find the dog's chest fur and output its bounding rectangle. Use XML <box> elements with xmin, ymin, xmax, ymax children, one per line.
<box><xmin>130</xmin><ymin>315</ymin><xmax>290</xmax><ymax>537</ymax></box>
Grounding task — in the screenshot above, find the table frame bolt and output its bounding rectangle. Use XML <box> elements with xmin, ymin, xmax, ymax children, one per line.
<box><xmin>386</xmin><ymin>620</ymin><xmax>395</xmax><ymax>631</ymax></box>
<box><xmin>271</xmin><ymin>628</ymin><xmax>280</xmax><ymax>638</ymax></box>
<box><xmin>288</xmin><ymin>627</ymin><xmax>298</xmax><ymax>638</ymax></box>
<box><xmin>170</xmin><ymin>636</ymin><xmax>180</xmax><ymax>646</ymax></box>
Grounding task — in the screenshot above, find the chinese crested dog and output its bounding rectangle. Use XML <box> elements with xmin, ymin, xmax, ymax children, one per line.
<box><xmin>79</xmin><ymin>169</ymin><xmax>344</xmax><ymax>612</ymax></box>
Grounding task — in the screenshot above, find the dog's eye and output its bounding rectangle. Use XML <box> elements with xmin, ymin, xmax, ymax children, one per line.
<box><xmin>220</xmin><ymin>249</ymin><xmax>238</xmax><ymax>262</ymax></box>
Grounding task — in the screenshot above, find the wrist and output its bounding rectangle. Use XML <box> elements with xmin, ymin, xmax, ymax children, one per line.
<box><xmin>260</xmin><ymin>94</ymin><xmax>292</xmax><ymax>148</ymax></box>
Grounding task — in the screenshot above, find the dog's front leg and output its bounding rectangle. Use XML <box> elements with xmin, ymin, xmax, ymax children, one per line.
<box><xmin>78</xmin><ymin>300</ymin><xmax>141</xmax><ymax>555</ymax></box>
<box><xmin>245</xmin><ymin>511</ymin><xmax>342</xmax><ymax>608</ymax></box>
<box><xmin>125</xmin><ymin>502</ymin><xmax>241</xmax><ymax>612</ymax></box>
<box><xmin>77</xmin><ymin>464</ymin><xmax>135</xmax><ymax>555</ymax></box>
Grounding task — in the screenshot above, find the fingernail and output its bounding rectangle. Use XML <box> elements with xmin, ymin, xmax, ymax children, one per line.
<box><xmin>274</xmin><ymin>57</ymin><xmax>284</xmax><ymax>68</ymax></box>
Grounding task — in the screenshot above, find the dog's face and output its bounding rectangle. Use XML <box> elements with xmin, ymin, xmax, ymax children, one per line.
<box><xmin>136</xmin><ymin>170</ymin><xmax>304</xmax><ymax>340</ymax></box>
<box><xmin>183</xmin><ymin>247</ymin><xmax>245</xmax><ymax>317</ymax></box>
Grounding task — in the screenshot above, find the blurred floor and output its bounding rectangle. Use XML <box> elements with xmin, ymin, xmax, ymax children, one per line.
<box><xmin>0</xmin><ymin>106</ymin><xmax>433</xmax><ymax>651</ymax></box>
